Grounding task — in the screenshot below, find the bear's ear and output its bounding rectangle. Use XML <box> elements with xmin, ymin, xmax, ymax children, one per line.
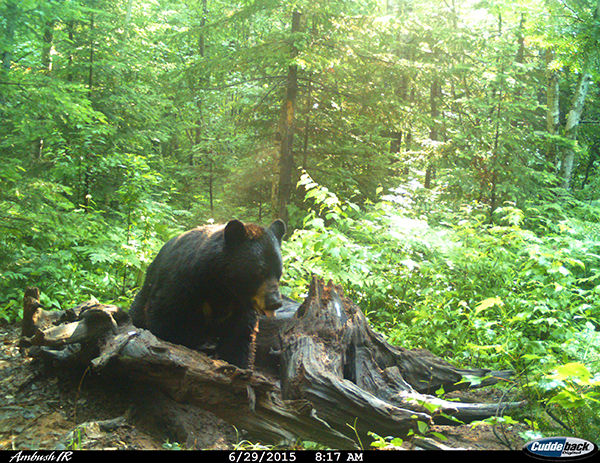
<box><xmin>268</xmin><ymin>219</ymin><xmax>286</xmax><ymax>244</ymax></box>
<box><xmin>224</xmin><ymin>219</ymin><xmax>247</xmax><ymax>247</ymax></box>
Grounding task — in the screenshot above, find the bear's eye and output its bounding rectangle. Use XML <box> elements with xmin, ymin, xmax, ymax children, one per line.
<box><xmin>254</xmin><ymin>262</ymin><xmax>269</xmax><ymax>279</ymax></box>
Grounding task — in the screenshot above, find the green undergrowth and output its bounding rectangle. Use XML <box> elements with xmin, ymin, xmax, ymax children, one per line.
<box><xmin>282</xmin><ymin>174</ymin><xmax>600</xmax><ymax>443</ymax></box>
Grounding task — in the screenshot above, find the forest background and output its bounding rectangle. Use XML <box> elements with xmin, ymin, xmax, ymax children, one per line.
<box><xmin>1</xmin><ymin>0</ymin><xmax>600</xmax><ymax>445</ymax></box>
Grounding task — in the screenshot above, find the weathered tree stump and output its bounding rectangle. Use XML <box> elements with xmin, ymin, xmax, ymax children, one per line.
<box><xmin>19</xmin><ymin>277</ymin><xmax>524</xmax><ymax>448</ymax></box>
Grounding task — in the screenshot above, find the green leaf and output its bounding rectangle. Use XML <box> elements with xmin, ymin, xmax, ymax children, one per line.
<box><xmin>416</xmin><ymin>421</ymin><xmax>429</xmax><ymax>434</ymax></box>
<box><xmin>552</xmin><ymin>363</ymin><xmax>592</xmax><ymax>384</ymax></box>
<box><xmin>474</xmin><ymin>297</ymin><xmax>503</xmax><ymax>315</ymax></box>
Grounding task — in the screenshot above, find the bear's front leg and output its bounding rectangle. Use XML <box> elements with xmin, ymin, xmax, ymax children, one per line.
<box><xmin>217</xmin><ymin>308</ymin><xmax>259</xmax><ymax>369</ymax></box>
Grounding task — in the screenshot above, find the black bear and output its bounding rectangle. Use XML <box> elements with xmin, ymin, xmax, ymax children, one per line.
<box><xmin>129</xmin><ymin>219</ymin><xmax>286</xmax><ymax>369</ymax></box>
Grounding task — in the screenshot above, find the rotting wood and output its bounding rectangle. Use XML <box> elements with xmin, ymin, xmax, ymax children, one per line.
<box><xmin>276</xmin><ymin>278</ymin><xmax>523</xmax><ymax>443</ymax></box>
<box><xmin>19</xmin><ymin>279</ymin><xmax>525</xmax><ymax>448</ymax></box>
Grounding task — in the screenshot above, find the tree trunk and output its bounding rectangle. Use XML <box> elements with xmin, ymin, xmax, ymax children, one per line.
<box><xmin>276</xmin><ymin>10</ymin><xmax>302</xmax><ymax>223</ymax></box>
<box><xmin>41</xmin><ymin>23</ymin><xmax>54</xmax><ymax>73</ymax></box>
<box><xmin>559</xmin><ymin>71</ymin><xmax>592</xmax><ymax>189</ymax></box>
<box><xmin>124</xmin><ymin>0</ymin><xmax>134</xmax><ymax>40</ymax></box>
<box><xmin>425</xmin><ymin>76</ymin><xmax>440</xmax><ymax>189</ymax></box>
<box><xmin>34</xmin><ymin>21</ymin><xmax>54</xmax><ymax>159</ymax></box>
<box><xmin>20</xmin><ymin>277</ymin><xmax>524</xmax><ymax>449</ymax></box>
<box><xmin>545</xmin><ymin>49</ymin><xmax>560</xmax><ymax>170</ymax></box>
<box><xmin>1</xmin><ymin>1</ymin><xmax>17</xmax><ymax>72</ymax></box>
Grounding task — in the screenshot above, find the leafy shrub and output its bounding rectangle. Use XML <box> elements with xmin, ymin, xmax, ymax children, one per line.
<box><xmin>282</xmin><ymin>174</ymin><xmax>600</xmax><ymax>441</ymax></box>
<box><xmin>0</xmin><ymin>155</ymin><xmax>184</xmax><ymax>319</ymax></box>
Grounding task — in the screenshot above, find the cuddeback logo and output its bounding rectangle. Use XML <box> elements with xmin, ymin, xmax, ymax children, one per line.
<box><xmin>523</xmin><ymin>437</ymin><xmax>598</xmax><ymax>461</ymax></box>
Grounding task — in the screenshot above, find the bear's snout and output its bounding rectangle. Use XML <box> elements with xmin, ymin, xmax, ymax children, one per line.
<box><xmin>252</xmin><ymin>278</ymin><xmax>282</xmax><ymax>317</ymax></box>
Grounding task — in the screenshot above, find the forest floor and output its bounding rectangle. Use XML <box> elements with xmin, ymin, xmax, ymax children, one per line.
<box><xmin>0</xmin><ymin>322</ymin><xmax>530</xmax><ymax>451</ymax></box>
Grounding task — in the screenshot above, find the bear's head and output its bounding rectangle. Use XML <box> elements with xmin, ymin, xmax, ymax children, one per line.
<box><xmin>222</xmin><ymin>219</ymin><xmax>286</xmax><ymax>317</ymax></box>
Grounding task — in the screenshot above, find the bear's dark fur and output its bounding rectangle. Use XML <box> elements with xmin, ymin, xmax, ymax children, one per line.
<box><xmin>129</xmin><ymin>219</ymin><xmax>286</xmax><ymax>368</ymax></box>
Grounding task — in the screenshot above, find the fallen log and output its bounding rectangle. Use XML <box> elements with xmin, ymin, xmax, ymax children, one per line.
<box><xmin>19</xmin><ymin>278</ymin><xmax>525</xmax><ymax>448</ymax></box>
<box><xmin>20</xmin><ymin>286</ymin><xmax>356</xmax><ymax>448</ymax></box>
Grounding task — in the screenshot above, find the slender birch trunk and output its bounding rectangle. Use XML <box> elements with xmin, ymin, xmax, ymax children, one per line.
<box><xmin>545</xmin><ymin>49</ymin><xmax>560</xmax><ymax>169</ymax></box>
<box><xmin>559</xmin><ymin>71</ymin><xmax>592</xmax><ymax>189</ymax></box>
<box><xmin>553</xmin><ymin>0</ymin><xmax>599</xmax><ymax>189</ymax></box>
